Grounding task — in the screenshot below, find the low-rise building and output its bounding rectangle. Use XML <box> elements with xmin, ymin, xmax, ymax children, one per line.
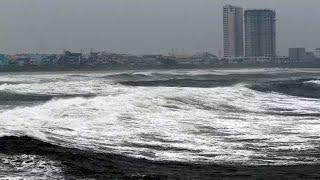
<box><xmin>0</xmin><ymin>54</ymin><xmax>8</xmax><ymax>66</ymax></box>
<box><xmin>289</xmin><ymin>48</ymin><xmax>306</xmax><ymax>62</ymax></box>
<box><xmin>59</xmin><ymin>51</ymin><xmax>82</xmax><ymax>67</ymax></box>
<box><xmin>289</xmin><ymin>48</ymin><xmax>316</xmax><ymax>62</ymax></box>
<box><xmin>11</xmin><ymin>54</ymin><xmax>31</xmax><ymax>67</ymax></box>
<box><xmin>41</xmin><ymin>55</ymin><xmax>59</xmax><ymax>66</ymax></box>
<box><xmin>312</xmin><ymin>48</ymin><xmax>320</xmax><ymax>58</ymax></box>
<box><xmin>192</xmin><ymin>52</ymin><xmax>218</xmax><ymax>64</ymax></box>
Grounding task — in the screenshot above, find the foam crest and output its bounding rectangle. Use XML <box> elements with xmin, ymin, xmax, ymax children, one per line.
<box><xmin>1</xmin><ymin>82</ymin><xmax>320</xmax><ymax>165</ymax></box>
<box><xmin>305</xmin><ymin>80</ymin><xmax>320</xmax><ymax>85</ymax></box>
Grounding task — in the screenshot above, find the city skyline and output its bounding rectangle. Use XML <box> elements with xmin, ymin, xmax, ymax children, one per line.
<box><xmin>0</xmin><ymin>0</ymin><xmax>319</xmax><ymax>55</ymax></box>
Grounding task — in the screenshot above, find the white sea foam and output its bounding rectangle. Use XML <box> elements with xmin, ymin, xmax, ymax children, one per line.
<box><xmin>0</xmin><ymin>154</ymin><xmax>63</xmax><ymax>180</ymax></box>
<box><xmin>305</xmin><ymin>80</ymin><xmax>320</xmax><ymax>85</ymax></box>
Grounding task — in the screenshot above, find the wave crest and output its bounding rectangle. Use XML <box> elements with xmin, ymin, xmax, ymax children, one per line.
<box><xmin>249</xmin><ymin>79</ymin><xmax>320</xmax><ymax>99</ymax></box>
<box><xmin>0</xmin><ymin>90</ymin><xmax>95</xmax><ymax>102</ymax></box>
<box><xmin>119</xmin><ymin>79</ymin><xmax>237</xmax><ymax>88</ymax></box>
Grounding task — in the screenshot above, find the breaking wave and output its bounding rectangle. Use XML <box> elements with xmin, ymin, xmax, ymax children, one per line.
<box><xmin>119</xmin><ymin>79</ymin><xmax>237</xmax><ymax>88</ymax></box>
<box><xmin>1</xmin><ymin>83</ymin><xmax>320</xmax><ymax>165</ymax></box>
<box><xmin>249</xmin><ymin>79</ymin><xmax>320</xmax><ymax>99</ymax></box>
<box><xmin>305</xmin><ymin>80</ymin><xmax>320</xmax><ymax>86</ymax></box>
<box><xmin>101</xmin><ymin>73</ymin><xmax>150</xmax><ymax>79</ymax></box>
<box><xmin>0</xmin><ymin>90</ymin><xmax>95</xmax><ymax>102</ymax></box>
<box><xmin>101</xmin><ymin>69</ymin><xmax>320</xmax><ymax>81</ymax></box>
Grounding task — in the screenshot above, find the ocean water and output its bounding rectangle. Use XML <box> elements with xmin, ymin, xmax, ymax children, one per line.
<box><xmin>0</xmin><ymin>68</ymin><xmax>320</xmax><ymax>179</ymax></box>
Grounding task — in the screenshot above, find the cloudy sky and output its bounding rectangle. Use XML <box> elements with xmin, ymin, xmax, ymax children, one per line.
<box><xmin>0</xmin><ymin>0</ymin><xmax>318</xmax><ymax>55</ymax></box>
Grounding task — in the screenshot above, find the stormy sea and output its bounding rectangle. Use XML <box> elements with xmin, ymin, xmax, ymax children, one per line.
<box><xmin>0</xmin><ymin>68</ymin><xmax>320</xmax><ymax>179</ymax></box>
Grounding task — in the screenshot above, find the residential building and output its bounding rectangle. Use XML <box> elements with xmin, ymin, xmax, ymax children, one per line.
<box><xmin>59</xmin><ymin>51</ymin><xmax>82</xmax><ymax>67</ymax></box>
<box><xmin>289</xmin><ymin>48</ymin><xmax>306</xmax><ymax>62</ymax></box>
<box><xmin>245</xmin><ymin>9</ymin><xmax>276</xmax><ymax>57</ymax></box>
<box><xmin>0</xmin><ymin>54</ymin><xmax>7</xmax><ymax>66</ymax></box>
<box><xmin>305</xmin><ymin>52</ymin><xmax>316</xmax><ymax>62</ymax></box>
<box><xmin>289</xmin><ymin>48</ymin><xmax>316</xmax><ymax>62</ymax></box>
<box><xmin>223</xmin><ymin>5</ymin><xmax>244</xmax><ymax>57</ymax></box>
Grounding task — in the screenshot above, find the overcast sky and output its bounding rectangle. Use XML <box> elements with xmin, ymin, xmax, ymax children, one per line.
<box><xmin>0</xmin><ymin>0</ymin><xmax>319</xmax><ymax>55</ymax></box>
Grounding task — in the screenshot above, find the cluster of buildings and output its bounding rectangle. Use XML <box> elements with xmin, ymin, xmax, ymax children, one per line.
<box><xmin>0</xmin><ymin>5</ymin><xmax>319</xmax><ymax>71</ymax></box>
<box><xmin>0</xmin><ymin>51</ymin><xmax>219</xmax><ymax>70</ymax></box>
<box><xmin>223</xmin><ymin>5</ymin><xmax>276</xmax><ymax>58</ymax></box>
<box><xmin>0</xmin><ymin>53</ymin><xmax>59</xmax><ymax>68</ymax></box>
<box><xmin>223</xmin><ymin>5</ymin><xmax>320</xmax><ymax>64</ymax></box>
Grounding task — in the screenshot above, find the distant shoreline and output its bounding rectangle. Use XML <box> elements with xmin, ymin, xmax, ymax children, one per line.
<box><xmin>1</xmin><ymin>62</ymin><xmax>320</xmax><ymax>73</ymax></box>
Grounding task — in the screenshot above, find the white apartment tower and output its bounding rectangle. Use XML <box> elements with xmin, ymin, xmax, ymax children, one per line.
<box><xmin>223</xmin><ymin>5</ymin><xmax>244</xmax><ymax>57</ymax></box>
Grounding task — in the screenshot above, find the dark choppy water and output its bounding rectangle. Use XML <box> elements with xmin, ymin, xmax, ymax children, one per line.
<box><xmin>0</xmin><ymin>68</ymin><xmax>320</xmax><ymax>179</ymax></box>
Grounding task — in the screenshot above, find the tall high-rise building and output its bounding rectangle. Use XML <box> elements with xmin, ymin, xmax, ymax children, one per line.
<box><xmin>223</xmin><ymin>5</ymin><xmax>244</xmax><ymax>57</ymax></box>
<box><xmin>244</xmin><ymin>10</ymin><xmax>276</xmax><ymax>57</ymax></box>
